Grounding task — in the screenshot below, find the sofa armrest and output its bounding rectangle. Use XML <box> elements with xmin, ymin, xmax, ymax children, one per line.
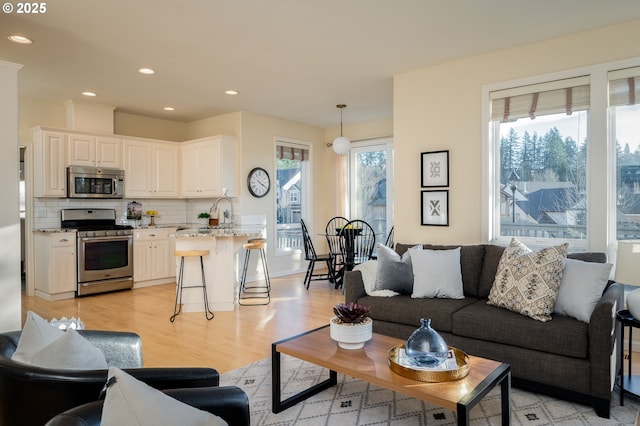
<box><xmin>45</xmin><ymin>386</ymin><xmax>250</xmax><ymax>426</ymax></box>
<box><xmin>125</xmin><ymin>367</ymin><xmax>219</xmax><ymax>388</ymax></box>
<box><xmin>588</xmin><ymin>281</ymin><xmax>623</xmax><ymax>399</ymax></box>
<box><xmin>344</xmin><ymin>270</ymin><xmax>367</xmax><ymax>303</ymax></box>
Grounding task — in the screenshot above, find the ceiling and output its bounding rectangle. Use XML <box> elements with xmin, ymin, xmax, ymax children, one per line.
<box><xmin>2</xmin><ymin>1</ymin><xmax>640</xmax><ymax>128</ymax></box>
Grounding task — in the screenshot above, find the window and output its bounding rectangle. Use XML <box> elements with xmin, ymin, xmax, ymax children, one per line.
<box><xmin>485</xmin><ymin>58</ymin><xmax>640</xmax><ymax>252</ymax></box>
<box><xmin>349</xmin><ymin>138</ymin><xmax>394</xmax><ymax>241</ymax></box>
<box><xmin>490</xmin><ymin>78</ymin><xmax>589</xmax><ymax>243</ymax></box>
<box><xmin>274</xmin><ymin>139</ymin><xmax>311</xmax><ymax>254</ymax></box>
<box><xmin>610</xmin><ymin>67</ymin><xmax>640</xmax><ymax>240</ymax></box>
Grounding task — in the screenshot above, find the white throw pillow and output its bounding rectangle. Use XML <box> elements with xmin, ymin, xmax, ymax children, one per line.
<box><xmin>354</xmin><ymin>260</ymin><xmax>399</xmax><ymax>297</ymax></box>
<box><xmin>29</xmin><ymin>329</ymin><xmax>108</xmax><ymax>370</ymax></box>
<box><xmin>409</xmin><ymin>248</ymin><xmax>464</xmax><ymax>299</ymax></box>
<box><xmin>554</xmin><ymin>258</ymin><xmax>613</xmax><ymax>323</ymax></box>
<box><xmin>102</xmin><ymin>367</ymin><xmax>226</xmax><ymax>426</ymax></box>
<box><xmin>12</xmin><ymin>311</ymin><xmax>64</xmax><ymax>364</ymax></box>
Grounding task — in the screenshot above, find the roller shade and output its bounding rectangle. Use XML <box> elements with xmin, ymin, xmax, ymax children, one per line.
<box><xmin>491</xmin><ymin>76</ymin><xmax>590</xmax><ymax>122</ymax></box>
<box><xmin>609</xmin><ymin>67</ymin><xmax>640</xmax><ymax>107</ymax></box>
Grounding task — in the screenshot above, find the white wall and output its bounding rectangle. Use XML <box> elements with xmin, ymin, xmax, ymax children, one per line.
<box><xmin>0</xmin><ymin>60</ymin><xmax>22</xmax><ymax>332</ymax></box>
<box><xmin>393</xmin><ymin>19</ymin><xmax>640</xmax><ymax>246</ymax></box>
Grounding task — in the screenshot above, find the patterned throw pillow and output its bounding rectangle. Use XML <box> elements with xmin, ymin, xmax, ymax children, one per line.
<box><xmin>487</xmin><ymin>238</ymin><xmax>569</xmax><ymax>322</ymax></box>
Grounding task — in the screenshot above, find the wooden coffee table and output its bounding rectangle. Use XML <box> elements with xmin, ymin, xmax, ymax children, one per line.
<box><xmin>272</xmin><ymin>325</ymin><xmax>511</xmax><ymax>426</ymax></box>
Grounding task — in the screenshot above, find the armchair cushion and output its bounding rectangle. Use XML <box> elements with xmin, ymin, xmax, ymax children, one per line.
<box><xmin>11</xmin><ymin>310</ymin><xmax>64</xmax><ymax>364</ymax></box>
<box><xmin>102</xmin><ymin>367</ymin><xmax>225</xmax><ymax>425</ymax></box>
<box><xmin>30</xmin><ymin>329</ymin><xmax>108</xmax><ymax>370</ymax></box>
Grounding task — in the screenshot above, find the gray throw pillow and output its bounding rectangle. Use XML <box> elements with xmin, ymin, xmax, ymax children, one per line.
<box><xmin>374</xmin><ymin>243</ymin><xmax>418</xmax><ymax>294</ymax></box>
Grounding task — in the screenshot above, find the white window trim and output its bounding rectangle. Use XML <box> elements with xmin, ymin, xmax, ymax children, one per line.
<box><xmin>348</xmin><ymin>137</ymin><xmax>394</xmax><ymax>232</ymax></box>
<box><xmin>273</xmin><ymin>137</ymin><xmax>313</xmax><ymax>257</ymax></box>
<box><xmin>482</xmin><ymin>57</ymin><xmax>640</xmax><ymax>254</ymax></box>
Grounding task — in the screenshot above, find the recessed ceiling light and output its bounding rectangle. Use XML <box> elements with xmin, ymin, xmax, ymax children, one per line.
<box><xmin>225</xmin><ymin>90</ymin><xmax>239</xmax><ymax>95</ymax></box>
<box><xmin>82</xmin><ymin>91</ymin><xmax>97</xmax><ymax>97</ymax></box>
<box><xmin>163</xmin><ymin>107</ymin><xmax>175</xmax><ymax>111</ymax></box>
<box><xmin>138</xmin><ymin>68</ymin><xmax>155</xmax><ymax>75</ymax></box>
<box><xmin>8</xmin><ymin>35</ymin><xmax>32</xmax><ymax>44</ymax></box>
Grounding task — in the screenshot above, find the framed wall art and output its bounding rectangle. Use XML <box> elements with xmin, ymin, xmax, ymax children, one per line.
<box><xmin>421</xmin><ymin>150</ymin><xmax>449</xmax><ymax>187</ymax></box>
<box><xmin>421</xmin><ymin>190</ymin><xmax>449</xmax><ymax>226</ymax></box>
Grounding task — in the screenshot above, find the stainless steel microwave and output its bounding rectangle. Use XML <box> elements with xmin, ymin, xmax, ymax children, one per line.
<box><xmin>67</xmin><ymin>166</ymin><xmax>125</xmax><ymax>199</ymax></box>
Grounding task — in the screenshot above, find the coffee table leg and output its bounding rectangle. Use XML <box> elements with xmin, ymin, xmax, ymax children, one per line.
<box><xmin>271</xmin><ymin>343</ymin><xmax>338</xmax><ymax>413</ymax></box>
<box><xmin>457</xmin><ymin>365</ymin><xmax>511</xmax><ymax>426</ymax></box>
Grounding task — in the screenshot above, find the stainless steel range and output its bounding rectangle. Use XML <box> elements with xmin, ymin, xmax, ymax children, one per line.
<box><xmin>61</xmin><ymin>208</ymin><xmax>133</xmax><ymax>296</ymax></box>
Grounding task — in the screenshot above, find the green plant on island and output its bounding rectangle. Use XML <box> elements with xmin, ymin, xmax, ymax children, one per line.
<box><xmin>198</xmin><ymin>212</ymin><xmax>211</xmax><ymax>219</ymax></box>
<box><xmin>333</xmin><ymin>302</ymin><xmax>371</xmax><ymax>324</ymax></box>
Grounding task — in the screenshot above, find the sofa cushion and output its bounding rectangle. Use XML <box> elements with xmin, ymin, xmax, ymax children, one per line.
<box><xmin>479</xmin><ymin>245</ymin><xmax>506</xmax><ymax>298</ymax></box>
<box><xmin>410</xmin><ymin>248</ymin><xmax>464</xmax><ymax>299</ymax></box>
<box><xmin>396</xmin><ymin>244</ymin><xmax>485</xmax><ymax>297</ymax></box>
<box><xmin>554</xmin><ymin>259</ymin><xmax>613</xmax><ymax>323</ymax></box>
<box><xmin>488</xmin><ymin>239</ymin><xmax>568</xmax><ymax>322</ymax></box>
<box><xmin>357</xmin><ymin>294</ymin><xmax>478</xmax><ymax>333</ymax></box>
<box><xmin>374</xmin><ymin>243</ymin><xmax>417</xmax><ymax>294</ymax></box>
<box><xmin>354</xmin><ymin>260</ymin><xmax>399</xmax><ymax>297</ymax></box>
<box><xmin>452</xmin><ymin>301</ymin><xmax>588</xmax><ymax>358</ymax></box>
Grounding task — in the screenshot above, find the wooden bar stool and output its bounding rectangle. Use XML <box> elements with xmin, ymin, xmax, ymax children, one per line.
<box><xmin>238</xmin><ymin>238</ymin><xmax>271</xmax><ymax>305</ymax></box>
<box><xmin>170</xmin><ymin>250</ymin><xmax>214</xmax><ymax>322</ymax></box>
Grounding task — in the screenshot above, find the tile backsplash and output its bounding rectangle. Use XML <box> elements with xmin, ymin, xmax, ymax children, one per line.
<box><xmin>33</xmin><ymin>197</ymin><xmax>239</xmax><ymax>229</ymax></box>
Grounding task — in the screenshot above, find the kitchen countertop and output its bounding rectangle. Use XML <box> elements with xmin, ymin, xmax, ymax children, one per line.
<box><xmin>175</xmin><ymin>225</ymin><xmax>264</xmax><ymax>238</ymax></box>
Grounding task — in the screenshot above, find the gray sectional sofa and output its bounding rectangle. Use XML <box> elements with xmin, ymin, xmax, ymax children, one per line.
<box><xmin>344</xmin><ymin>243</ymin><xmax>623</xmax><ymax>418</ymax></box>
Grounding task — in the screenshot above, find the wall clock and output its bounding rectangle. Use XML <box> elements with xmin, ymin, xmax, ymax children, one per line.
<box><xmin>247</xmin><ymin>167</ymin><xmax>271</xmax><ymax>198</ymax></box>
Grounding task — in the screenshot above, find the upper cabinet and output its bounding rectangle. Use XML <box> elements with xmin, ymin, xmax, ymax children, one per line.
<box><xmin>32</xmin><ymin>128</ymin><xmax>67</xmax><ymax>197</ymax></box>
<box><xmin>181</xmin><ymin>136</ymin><xmax>238</xmax><ymax>197</ymax></box>
<box><xmin>125</xmin><ymin>140</ymin><xmax>179</xmax><ymax>198</ymax></box>
<box><xmin>68</xmin><ymin>134</ymin><xmax>123</xmax><ymax>168</ymax></box>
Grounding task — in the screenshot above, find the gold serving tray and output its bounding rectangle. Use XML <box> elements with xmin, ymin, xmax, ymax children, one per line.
<box><xmin>388</xmin><ymin>345</ymin><xmax>470</xmax><ymax>382</ymax></box>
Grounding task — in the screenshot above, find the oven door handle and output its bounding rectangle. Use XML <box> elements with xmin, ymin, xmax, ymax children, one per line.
<box><xmin>78</xmin><ymin>236</ymin><xmax>132</xmax><ymax>243</ymax></box>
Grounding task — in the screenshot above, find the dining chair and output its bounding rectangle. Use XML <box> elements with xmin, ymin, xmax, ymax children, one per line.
<box><xmin>325</xmin><ymin>216</ymin><xmax>349</xmax><ymax>286</ymax></box>
<box><xmin>338</xmin><ymin>219</ymin><xmax>376</xmax><ymax>272</ymax></box>
<box><xmin>384</xmin><ymin>225</ymin><xmax>394</xmax><ymax>248</ymax></box>
<box><xmin>300</xmin><ymin>219</ymin><xmax>334</xmax><ymax>289</ymax></box>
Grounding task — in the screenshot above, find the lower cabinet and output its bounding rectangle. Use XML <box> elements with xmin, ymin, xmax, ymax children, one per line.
<box><xmin>133</xmin><ymin>228</ymin><xmax>176</xmax><ymax>286</ymax></box>
<box><xmin>34</xmin><ymin>232</ymin><xmax>77</xmax><ymax>300</ymax></box>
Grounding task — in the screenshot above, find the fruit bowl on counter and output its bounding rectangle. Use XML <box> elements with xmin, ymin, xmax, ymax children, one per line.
<box><xmin>145</xmin><ymin>210</ymin><xmax>158</xmax><ymax>227</ymax></box>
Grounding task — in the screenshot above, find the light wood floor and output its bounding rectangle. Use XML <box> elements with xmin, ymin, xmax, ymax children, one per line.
<box><xmin>21</xmin><ymin>273</ymin><xmax>344</xmax><ymax>373</ymax></box>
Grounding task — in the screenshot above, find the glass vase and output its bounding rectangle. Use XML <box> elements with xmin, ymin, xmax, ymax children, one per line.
<box><xmin>405</xmin><ymin>318</ymin><xmax>448</xmax><ymax>367</ymax></box>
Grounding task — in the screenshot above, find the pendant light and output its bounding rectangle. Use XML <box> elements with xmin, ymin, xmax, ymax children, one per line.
<box><xmin>332</xmin><ymin>104</ymin><xmax>351</xmax><ymax>155</ymax></box>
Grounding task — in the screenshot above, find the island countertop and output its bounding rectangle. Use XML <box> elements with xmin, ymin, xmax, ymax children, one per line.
<box><xmin>174</xmin><ymin>225</ymin><xmax>263</xmax><ymax>238</ymax></box>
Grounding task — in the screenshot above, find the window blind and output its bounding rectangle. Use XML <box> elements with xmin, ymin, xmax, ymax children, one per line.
<box><xmin>609</xmin><ymin>66</ymin><xmax>640</xmax><ymax>107</ymax></box>
<box><xmin>276</xmin><ymin>145</ymin><xmax>309</xmax><ymax>161</ymax></box>
<box><xmin>490</xmin><ymin>76</ymin><xmax>590</xmax><ymax>122</ymax></box>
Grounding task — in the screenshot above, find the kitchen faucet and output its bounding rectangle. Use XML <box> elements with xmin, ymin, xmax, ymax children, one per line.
<box><xmin>210</xmin><ymin>190</ymin><xmax>234</xmax><ymax>225</ymax></box>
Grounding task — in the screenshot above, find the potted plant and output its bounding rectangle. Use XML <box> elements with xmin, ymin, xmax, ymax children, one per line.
<box><xmin>330</xmin><ymin>302</ymin><xmax>372</xmax><ymax>349</ymax></box>
<box><xmin>197</xmin><ymin>212</ymin><xmax>210</xmax><ymax>226</ymax></box>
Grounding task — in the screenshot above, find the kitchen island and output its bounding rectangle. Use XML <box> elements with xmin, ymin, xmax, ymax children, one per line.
<box><xmin>173</xmin><ymin>226</ymin><xmax>264</xmax><ymax>312</ymax></box>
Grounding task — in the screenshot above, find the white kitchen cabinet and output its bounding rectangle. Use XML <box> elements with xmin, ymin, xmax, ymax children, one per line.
<box><xmin>181</xmin><ymin>136</ymin><xmax>238</xmax><ymax>197</ymax></box>
<box><xmin>125</xmin><ymin>140</ymin><xmax>179</xmax><ymax>198</ymax></box>
<box><xmin>32</xmin><ymin>128</ymin><xmax>67</xmax><ymax>197</ymax></box>
<box><xmin>133</xmin><ymin>228</ymin><xmax>176</xmax><ymax>286</ymax></box>
<box><xmin>68</xmin><ymin>134</ymin><xmax>123</xmax><ymax>168</ymax></box>
<box><xmin>34</xmin><ymin>232</ymin><xmax>76</xmax><ymax>300</ymax></box>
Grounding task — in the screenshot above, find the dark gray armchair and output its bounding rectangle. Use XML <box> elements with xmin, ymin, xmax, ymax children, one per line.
<box><xmin>45</xmin><ymin>386</ymin><xmax>250</xmax><ymax>426</ymax></box>
<box><xmin>0</xmin><ymin>330</ymin><xmax>222</xmax><ymax>426</ymax></box>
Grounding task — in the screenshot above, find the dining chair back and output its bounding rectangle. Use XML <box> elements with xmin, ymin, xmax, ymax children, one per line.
<box><xmin>300</xmin><ymin>219</ymin><xmax>333</xmax><ymax>289</ymax></box>
<box><xmin>384</xmin><ymin>225</ymin><xmax>394</xmax><ymax>248</ymax></box>
<box><xmin>325</xmin><ymin>216</ymin><xmax>349</xmax><ymax>282</ymax></box>
<box><xmin>338</xmin><ymin>219</ymin><xmax>376</xmax><ymax>269</ymax></box>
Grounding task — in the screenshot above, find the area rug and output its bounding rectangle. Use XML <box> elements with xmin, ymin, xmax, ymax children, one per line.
<box><xmin>221</xmin><ymin>355</ymin><xmax>640</xmax><ymax>425</ymax></box>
